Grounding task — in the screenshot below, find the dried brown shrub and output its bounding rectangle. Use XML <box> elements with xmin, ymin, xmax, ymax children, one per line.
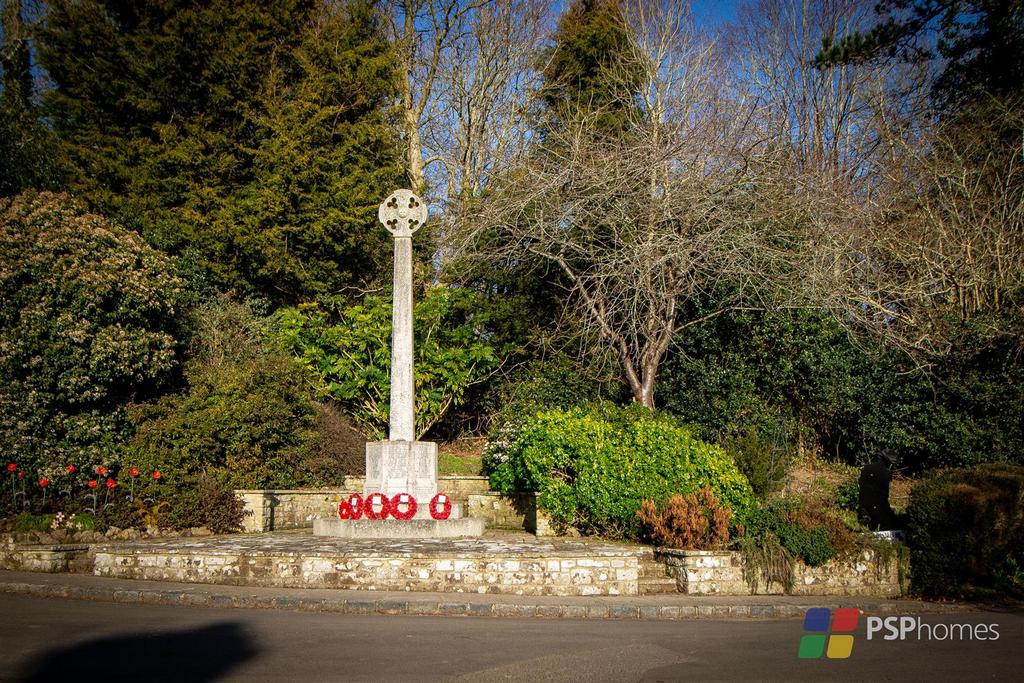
<box><xmin>637</xmin><ymin>488</ymin><xmax>732</xmax><ymax>549</ymax></box>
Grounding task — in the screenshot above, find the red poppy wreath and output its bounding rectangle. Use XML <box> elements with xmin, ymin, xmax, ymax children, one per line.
<box><xmin>389</xmin><ymin>493</ymin><xmax>417</xmax><ymax>520</ymax></box>
<box><xmin>428</xmin><ymin>493</ymin><xmax>452</xmax><ymax>520</ymax></box>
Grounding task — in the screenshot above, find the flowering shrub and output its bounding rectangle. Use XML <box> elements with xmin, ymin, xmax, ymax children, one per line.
<box><xmin>0</xmin><ymin>192</ymin><xmax>184</xmax><ymax>477</ymax></box>
<box><xmin>49</xmin><ymin>511</ymin><xmax>83</xmax><ymax>532</ymax></box>
<box><xmin>485</xmin><ymin>403</ymin><xmax>754</xmax><ymax>538</ymax></box>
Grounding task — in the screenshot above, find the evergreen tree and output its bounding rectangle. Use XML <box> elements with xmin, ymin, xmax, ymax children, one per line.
<box><xmin>816</xmin><ymin>0</ymin><xmax>1024</xmax><ymax>111</ymax></box>
<box><xmin>540</xmin><ymin>0</ymin><xmax>641</xmax><ymax>135</ymax></box>
<box><xmin>37</xmin><ymin>0</ymin><xmax>402</xmax><ymax>303</ymax></box>
<box><xmin>0</xmin><ymin>0</ymin><xmax>62</xmax><ymax>195</ymax></box>
<box><xmin>207</xmin><ymin>0</ymin><xmax>403</xmax><ymax>302</ymax></box>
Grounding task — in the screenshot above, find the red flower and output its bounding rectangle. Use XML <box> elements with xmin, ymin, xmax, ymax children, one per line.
<box><xmin>17</xmin><ymin>470</ymin><xmax>24</xmax><ymax>480</ymax></box>
<box><xmin>87</xmin><ymin>480</ymin><xmax>98</xmax><ymax>489</ymax></box>
<box><xmin>152</xmin><ymin>470</ymin><xmax>162</xmax><ymax>480</ymax></box>
<box><xmin>39</xmin><ymin>478</ymin><xmax>49</xmax><ymax>488</ymax></box>
<box><xmin>96</xmin><ymin>466</ymin><xmax>107</xmax><ymax>476</ymax></box>
<box><xmin>106</xmin><ymin>478</ymin><xmax>117</xmax><ymax>489</ymax></box>
<box><xmin>129</xmin><ymin>467</ymin><xmax>140</xmax><ymax>477</ymax></box>
<box><xmin>6</xmin><ymin>463</ymin><xmax>15</xmax><ymax>472</ymax></box>
<box><xmin>65</xmin><ymin>465</ymin><xmax>76</xmax><ymax>474</ymax></box>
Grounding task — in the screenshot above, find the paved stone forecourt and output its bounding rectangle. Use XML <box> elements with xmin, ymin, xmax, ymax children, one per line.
<box><xmin>91</xmin><ymin>533</ymin><xmax>647</xmax><ymax>597</ymax></box>
<box><xmin>0</xmin><ymin>571</ymin><xmax>968</xmax><ymax>621</ymax></box>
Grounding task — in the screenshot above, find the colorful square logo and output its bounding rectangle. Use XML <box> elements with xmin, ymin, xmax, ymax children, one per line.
<box><xmin>798</xmin><ymin>608</ymin><xmax>859</xmax><ymax>659</ymax></box>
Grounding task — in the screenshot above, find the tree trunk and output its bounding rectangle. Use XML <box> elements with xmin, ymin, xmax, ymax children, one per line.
<box><xmin>405</xmin><ymin>107</ymin><xmax>426</xmax><ymax>194</ymax></box>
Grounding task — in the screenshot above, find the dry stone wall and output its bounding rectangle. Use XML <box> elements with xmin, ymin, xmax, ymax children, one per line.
<box><xmin>655</xmin><ymin>548</ymin><xmax>903</xmax><ymax>596</ymax></box>
<box><xmin>92</xmin><ymin>536</ymin><xmax>644</xmax><ymax>596</ymax></box>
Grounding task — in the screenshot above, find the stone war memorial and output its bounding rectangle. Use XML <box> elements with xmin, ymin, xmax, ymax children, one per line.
<box><xmin>314</xmin><ymin>190</ymin><xmax>484</xmax><ymax>539</ymax></box>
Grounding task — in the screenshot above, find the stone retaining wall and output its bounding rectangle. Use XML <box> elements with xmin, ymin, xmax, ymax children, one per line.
<box><xmin>655</xmin><ymin>548</ymin><xmax>903</xmax><ymax>596</ymax></box>
<box><xmin>92</xmin><ymin>537</ymin><xmax>644</xmax><ymax>596</ymax></box>
<box><xmin>236</xmin><ymin>476</ymin><xmax>493</xmax><ymax>533</ymax></box>
<box><xmin>1</xmin><ymin>543</ymin><xmax>93</xmax><ymax>573</ymax></box>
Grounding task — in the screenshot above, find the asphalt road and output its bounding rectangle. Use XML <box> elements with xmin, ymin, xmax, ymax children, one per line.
<box><xmin>0</xmin><ymin>594</ymin><xmax>1019</xmax><ymax>682</ymax></box>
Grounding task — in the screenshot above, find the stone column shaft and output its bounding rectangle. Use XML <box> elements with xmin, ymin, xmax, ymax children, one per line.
<box><xmin>389</xmin><ymin>235</ymin><xmax>415</xmax><ymax>442</ymax></box>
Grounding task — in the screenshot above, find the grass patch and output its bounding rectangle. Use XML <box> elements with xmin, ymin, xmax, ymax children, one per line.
<box><xmin>9</xmin><ymin>512</ymin><xmax>100</xmax><ymax>533</ymax></box>
<box><xmin>438</xmin><ymin>453</ymin><xmax>484</xmax><ymax>476</ymax></box>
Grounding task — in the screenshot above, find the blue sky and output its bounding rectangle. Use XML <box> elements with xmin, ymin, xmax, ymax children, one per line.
<box><xmin>691</xmin><ymin>0</ymin><xmax>742</xmax><ymax>28</ymax></box>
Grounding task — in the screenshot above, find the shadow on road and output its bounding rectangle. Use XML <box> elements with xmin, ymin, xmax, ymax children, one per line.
<box><xmin>16</xmin><ymin>621</ymin><xmax>257</xmax><ymax>683</ymax></box>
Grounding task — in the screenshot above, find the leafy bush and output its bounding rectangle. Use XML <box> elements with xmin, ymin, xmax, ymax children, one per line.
<box><xmin>481</xmin><ymin>353</ymin><xmax>622</xmax><ymax>433</ymax></box>
<box><xmin>906</xmin><ymin>464</ymin><xmax>1024</xmax><ymax>598</ymax></box>
<box><xmin>97</xmin><ymin>499</ymin><xmax>144</xmax><ymax>531</ymax></box>
<box><xmin>741</xmin><ymin>498</ymin><xmax>855</xmax><ymax>567</ymax></box>
<box><xmin>277</xmin><ymin>288</ymin><xmax>503</xmax><ymax>439</ymax></box>
<box><xmin>128</xmin><ymin>297</ymin><xmax>321</xmax><ymax>500</ymax></box>
<box><xmin>307</xmin><ymin>402</ymin><xmax>366</xmax><ymax>478</ymax></box>
<box><xmin>736</xmin><ymin>496</ymin><xmax>865</xmax><ymax>593</ymax></box>
<box><xmin>855</xmin><ymin>330</ymin><xmax>1024</xmax><ymax>470</ymax></box>
<box><xmin>660</xmin><ymin>306</ymin><xmax>862</xmax><ymax>456</ymax></box>
<box><xmin>0</xmin><ymin>192</ymin><xmax>184</xmax><ymax>478</ymax></box>
<box><xmin>724</xmin><ymin>427</ymin><xmax>792</xmax><ymax>499</ymax></box>
<box><xmin>835</xmin><ymin>477</ymin><xmax>860</xmax><ymax>511</ymax></box>
<box><xmin>659</xmin><ymin>302</ymin><xmax>1024</xmax><ymax>472</ymax></box>
<box><xmin>637</xmin><ymin>489</ymin><xmax>731</xmax><ymax>549</ymax></box>
<box><xmin>164</xmin><ymin>474</ymin><xmax>245</xmax><ymax>534</ymax></box>
<box><xmin>485</xmin><ymin>403</ymin><xmax>754</xmax><ymax>538</ymax></box>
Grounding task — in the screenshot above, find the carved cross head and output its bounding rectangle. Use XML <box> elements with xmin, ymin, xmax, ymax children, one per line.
<box><xmin>378</xmin><ymin>189</ymin><xmax>428</xmax><ymax>238</ymax></box>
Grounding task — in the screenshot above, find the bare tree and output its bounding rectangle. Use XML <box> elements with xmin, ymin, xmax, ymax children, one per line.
<box><xmin>424</xmin><ymin>0</ymin><xmax>552</xmax><ymax>202</ymax></box>
<box><xmin>384</xmin><ymin>0</ymin><xmax>550</xmax><ymax>201</ymax></box>
<box><xmin>385</xmin><ymin>0</ymin><xmax>483</xmax><ymax>194</ymax></box>
<box><xmin>805</xmin><ymin>96</ymin><xmax>1024</xmax><ymax>357</ymax></box>
<box><xmin>725</xmin><ymin>0</ymin><xmax>930</xmax><ymax>186</ymax></box>
<box><xmin>453</xmin><ymin>3</ymin><xmax>795</xmax><ymax>409</ymax></box>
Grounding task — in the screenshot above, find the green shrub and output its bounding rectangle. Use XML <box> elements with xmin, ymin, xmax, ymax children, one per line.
<box><xmin>834</xmin><ymin>477</ymin><xmax>860</xmax><ymax>511</ymax></box>
<box><xmin>741</xmin><ymin>498</ymin><xmax>854</xmax><ymax>568</ymax></box>
<box><xmin>777</xmin><ymin>524</ymin><xmax>834</xmax><ymax>567</ymax></box>
<box><xmin>128</xmin><ymin>297</ymin><xmax>320</xmax><ymax>494</ymax></box>
<box><xmin>97</xmin><ymin>499</ymin><xmax>143</xmax><ymax>531</ymax></box>
<box><xmin>906</xmin><ymin>464</ymin><xmax>1024</xmax><ymax>598</ymax></box>
<box><xmin>484</xmin><ymin>403</ymin><xmax>754</xmax><ymax>538</ymax></box>
<box><xmin>123</xmin><ymin>297</ymin><xmax>323</xmax><ymax>530</ymax></box>
<box><xmin>482</xmin><ymin>353</ymin><xmax>621</xmax><ymax>432</ymax></box>
<box><xmin>0</xmin><ymin>192</ymin><xmax>184</xmax><ymax>478</ymax></box>
<box><xmin>164</xmin><ymin>474</ymin><xmax>245</xmax><ymax>534</ymax></box>
<box><xmin>724</xmin><ymin>426</ymin><xmax>792</xmax><ymax>499</ymax></box>
<box><xmin>277</xmin><ymin>288</ymin><xmax>503</xmax><ymax>439</ymax></box>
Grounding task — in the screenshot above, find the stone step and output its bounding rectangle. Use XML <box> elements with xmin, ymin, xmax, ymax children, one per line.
<box><xmin>638</xmin><ymin>554</ymin><xmax>679</xmax><ymax>594</ymax></box>
<box><xmin>638</xmin><ymin>559</ymin><xmax>670</xmax><ymax>579</ymax></box>
<box><xmin>639</xmin><ymin>577</ymin><xmax>679</xmax><ymax>595</ymax></box>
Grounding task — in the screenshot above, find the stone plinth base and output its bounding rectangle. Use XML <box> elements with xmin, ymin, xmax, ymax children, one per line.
<box><xmin>365</xmin><ymin>440</ymin><xmax>437</xmax><ymax>503</ymax></box>
<box><xmin>313</xmin><ymin>516</ymin><xmax>484</xmax><ymax>539</ymax></box>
